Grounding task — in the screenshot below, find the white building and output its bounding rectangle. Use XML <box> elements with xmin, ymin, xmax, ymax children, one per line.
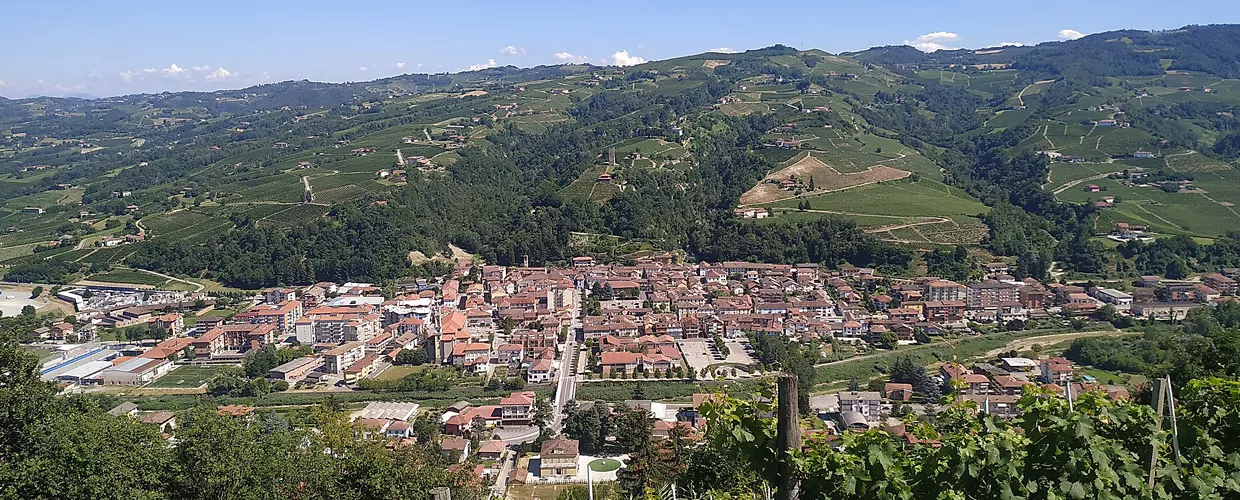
<box><xmin>1093</xmin><ymin>288</ymin><xmax>1133</xmax><ymax>311</ymax></box>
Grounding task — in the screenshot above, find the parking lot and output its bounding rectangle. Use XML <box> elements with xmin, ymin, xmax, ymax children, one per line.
<box><xmin>678</xmin><ymin>338</ymin><xmax>758</xmax><ymax>374</ymax></box>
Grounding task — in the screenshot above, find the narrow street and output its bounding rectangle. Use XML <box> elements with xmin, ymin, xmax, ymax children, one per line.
<box><xmin>550</xmin><ymin>293</ymin><xmax>582</xmax><ymax>433</ymax></box>
<box><xmin>489</xmin><ymin>451</ymin><xmax>514</xmax><ymax>498</ymax></box>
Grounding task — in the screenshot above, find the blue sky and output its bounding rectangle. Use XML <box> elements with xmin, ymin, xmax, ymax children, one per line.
<box><xmin>1</xmin><ymin>0</ymin><xmax>1236</xmax><ymax>98</ymax></box>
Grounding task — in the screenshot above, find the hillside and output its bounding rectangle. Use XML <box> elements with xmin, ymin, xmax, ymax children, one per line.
<box><xmin>5</xmin><ymin>26</ymin><xmax>1240</xmax><ymax>288</ymax></box>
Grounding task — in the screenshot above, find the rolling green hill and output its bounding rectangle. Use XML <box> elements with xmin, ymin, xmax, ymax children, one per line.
<box><xmin>6</xmin><ymin>26</ymin><xmax>1240</xmax><ymax>287</ymax></box>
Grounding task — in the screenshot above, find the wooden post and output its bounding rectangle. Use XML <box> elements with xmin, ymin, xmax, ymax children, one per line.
<box><xmin>1147</xmin><ymin>378</ymin><xmax>1167</xmax><ymax>489</ymax></box>
<box><xmin>430</xmin><ymin>486</ymin><xmax>451</xmax><ymax>500</ymax></box>
<box><xmin>776</xmin><ymin>374</ymin><xmax>802</xmax><ymax>500</ymax></box>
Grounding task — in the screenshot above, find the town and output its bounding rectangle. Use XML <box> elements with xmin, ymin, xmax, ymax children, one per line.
<box><xmin>21</xmin><ymin>249</ymin><xmax>1230</xmax><ymax>495</ymax></box>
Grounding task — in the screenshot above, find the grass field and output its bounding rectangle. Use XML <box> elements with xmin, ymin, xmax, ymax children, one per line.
<box><xmin>373</xmin><ymin>365</ymin><xmax>429</xmax><ymax>382</ymax></box>
<box><xmin>766</xmin><ymin>178</ymin><xmax>985</xmax><ymax>218</ymax></box>
<box><xmin>1057</xmin><ymin>169</ymin><xmax>1240</xmax><ymax>238</ymax></box>
<box><xmin>22</xmin><ymin>346</ymin><xmax>59</xmax><ymax>362</ymax></box>
<box><xmin>508</xmin><ymin>484</ymin><xmax>575</xmax><ymax>500</ymax></box>
<box><xmin>145</xmin><ymin>365</ymin><xmax>227</xmax><ymax>389</ymax></box>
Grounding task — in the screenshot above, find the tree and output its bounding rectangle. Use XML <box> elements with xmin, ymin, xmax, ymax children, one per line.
<box><xmin>847</xmin><ymin>377</ymin><xmax>861</xmax><ymax>392</ymax></box>
<box><xmin>613</xmin><ymin>404</ymin><xmax>671</xmax><ymax>496</ymax></box>
<box><xmin>29</xmin><ymin>286</ymin><xmax>43</xmax><ymax>299</ymax></box>
<box><xmin>563</xmin><ymin>403</ymin><xmax>605</xmax><ymax>454</ymax></box>
<box><xmin>20</xmin><ymin>305</ymin><xmax>35</xmax><ymax>316</ymax></box>
<box><xmin>532</xmin><ymin>396</ymin><xmax>553</xmax><ymax>431</ymax></box>
<box><xmin>879</xmin><ymin>331</ymin><xmax>899</xmax><ymax>349</ymax></box>
<box><xmin>243</xmin><ymin>344</ymin><xmax>281</xmax><ymax>378</ymax></box>
<box><xmin>395</xmin><ymin>349</ymin><xmax>427</xmax><ymax>366</ymax></box>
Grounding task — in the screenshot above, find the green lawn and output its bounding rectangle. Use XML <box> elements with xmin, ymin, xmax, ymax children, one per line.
<box><xmin>1078</xmin><ymin>366</ymin><xmax>1147</xmax><ymax>387</ymax></box>
<box><xmin>145</xmin><ymin>365</ymin><xmax>228</xmax><ymax>389</ymax></box>
<box><xmin>589</xmin><ymin>458</ymin><xmax>622</xmax><ymax>472</ymax></box>
<box><xmin>373</xmin><ymin>365</ymin><xmax>429</xmax><ymax>382</ymax></box>
<box><xmin>22</xmin><ymin>346</ymin><xmax>58</xmax><ymax>362</ymax></box>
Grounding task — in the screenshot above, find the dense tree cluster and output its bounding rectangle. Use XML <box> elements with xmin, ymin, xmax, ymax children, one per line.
<box><xmin>1067</xmin><ymin>302</ymin><xmax>1240</xmax><ymax>385</ymax></box>
<box><xmin>1120</xmin><ymin>232</ymin><xmax>1240</xmax><ymax>279</ymax></box>
<box><xmin>0</xmin><ymin>333</ymin><xmax>474</xmax><ymax>500</ymax></box>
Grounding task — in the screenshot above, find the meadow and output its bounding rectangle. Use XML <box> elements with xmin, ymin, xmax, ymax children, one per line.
<box><xmin>765</xmin><ymin>178</ymin><xmax>985</xmax><ymax>218</ymax></box>
<box><xmin>145</xmin><ymin>365</ymin><xmax>226</xmax><ymax>389</ymax></box>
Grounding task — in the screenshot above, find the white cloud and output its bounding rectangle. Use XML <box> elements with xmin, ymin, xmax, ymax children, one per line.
<box><xmin>904</xmin><ymin>31</ymin><xmax>961</xmax><ymax>52</ymax></box>
<box><xmin>118</xmin><ymin>65</ymin><xmax>232</xmax><ymax>83</ymax></box>
<box><xmin>500</xmin><ymin>45</ymin><xmax>526</xmax><ymax>56</ymax></box>
<box><xmin>611</xmin><ymin>50</ymin><xmax>646</xmax><ymax>67</ymax></box>
<box><xmin>161</xmin><ymin>64</ymin><xmax>188</xmax><ymax>77</ymax></box>
<box><xmin>0</xmin><ymin>80</ymin><xmax>6</xmax><ymax>88</ymax></box>
<box><xmin>395</xmin><ymin>62</ymin><xmax>407</xmax><ymax>69</ymax></box>
<box><xmin>709</xmin><ymin>47</ymin><xmax>738</xmax><ymax>54</ymax></box>
<box><xmin>1058</xmin><ymin>29</ymin><xmax>1085</xmax><ymax>40</ymax></box>
<box><xmin>554</xmin><ymin>52</ymin><xmax>590</xmax><ymax>64</ymax></box>
<box><xmin>359</xmin><ymin>66</ymin><xmax>368</xmax><ymax>72</ymax></box>
<box><xmin>999</xmin><ymin>42</ymin><xmax>1024</xmax><ymax>47</ymax></box>
<box><xmin>468</xmin><ymin>59</ymin><xmax>497</xmax><ymax>71</ymax></box>
<box><xmin>204</xmin><ymin>67</ymin><xmax>233</xmax><ymax>80</ymax></box>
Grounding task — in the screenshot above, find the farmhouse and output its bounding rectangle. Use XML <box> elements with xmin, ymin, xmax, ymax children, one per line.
<box><xmin>733</xmin><ymin>207</ymin><xmax>769</xmax><ymax>219</ymax></box>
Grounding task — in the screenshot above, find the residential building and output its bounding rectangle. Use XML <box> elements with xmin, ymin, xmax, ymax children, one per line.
<box><xmin>1204</xmin><ymin>273</ymin><xmax>1238</xmax><ymax>295</ymax></box>
<box><xmin>500</xmin><ymin>391</ymin><xmax>536</xmax><ymax>425</ymax></box>
<box><xmin>149</xmin><ymin>313</ymin><xmax>185</xmax><ymax>337</ymax></box>
<box><xmin>138</xmin><ymin>411</ymin><xmax>178</xmax><ymax>433</ymax></box>
<box><xmin>967</xmin><ymin>281</ymin><xmax>1018</xmax><ymax>309</ymax></box>
<box><xmin>233</xmin><ymin>300</ymin><xmax>304</xmax><ymax>335</ymax></box>
<box><xmin>343</xmin><ymin>355</ymin><xmax>381</xmax><ymax>382</ymax></box>
<box><xmin>838</xmin><ymin>391</ymin><xmax>883</xmax><ymax>420</ymax></box>
<box><xmin>926</xmin><ymin>280</ymin><xmax>966</xmax><ymax>302</ymax></box>
<box><xmin>440</xmin><ymin>437</ymin><xmax>471</xmax><ymax>463</ymax></box>
<box><xmin>527</xmin><ymin>358</ymin><xmax>554</xmax><ymax>383</ymax></box>
<box><xmin>539</xmin><ymin>436</ymin><xmax>580</xmax><ymax>478</ymax></box>
<box><xmin>322</xmin><ymin>342</ymin><xmax>366</xmax><ymax>375</ymax></box>
<box><xmin>1040</xmin><ymin>358</ymin><xmax>1074</xmax><ymax>384</ymax></box>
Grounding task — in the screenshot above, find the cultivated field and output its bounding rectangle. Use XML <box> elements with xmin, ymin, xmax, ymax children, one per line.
<box><xmin>1057</xmin><ymin>169</ymin><xmax>1240</xmax><ymax>238</ymax></box>
<box><xmin>739</xmin><ymin>152</ymin><xmax>910</xmax><ymax>205</ymax></box>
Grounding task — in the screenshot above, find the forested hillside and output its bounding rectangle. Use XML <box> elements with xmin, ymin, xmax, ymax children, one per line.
<box><xmin>5</xmin><ymin>26</ymin><xmax>1240</xmax><ymax>289</ymax></box>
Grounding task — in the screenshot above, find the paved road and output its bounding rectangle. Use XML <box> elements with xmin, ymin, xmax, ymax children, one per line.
<box><xmin>489</xmin><ymin>451</ymin><xmax>514</xmax><ymax>498</ymax></box>
<box><xmin>550</xmin><ymin>296</ymin><xmax>582</xmax><ymax>433</ymax></box>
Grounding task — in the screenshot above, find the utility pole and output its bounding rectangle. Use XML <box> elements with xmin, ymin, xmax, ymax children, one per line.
<box><xmin>776</xmin><ymin>374</ymin><xmax>802</xmax><ymax>500</ymax></box>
